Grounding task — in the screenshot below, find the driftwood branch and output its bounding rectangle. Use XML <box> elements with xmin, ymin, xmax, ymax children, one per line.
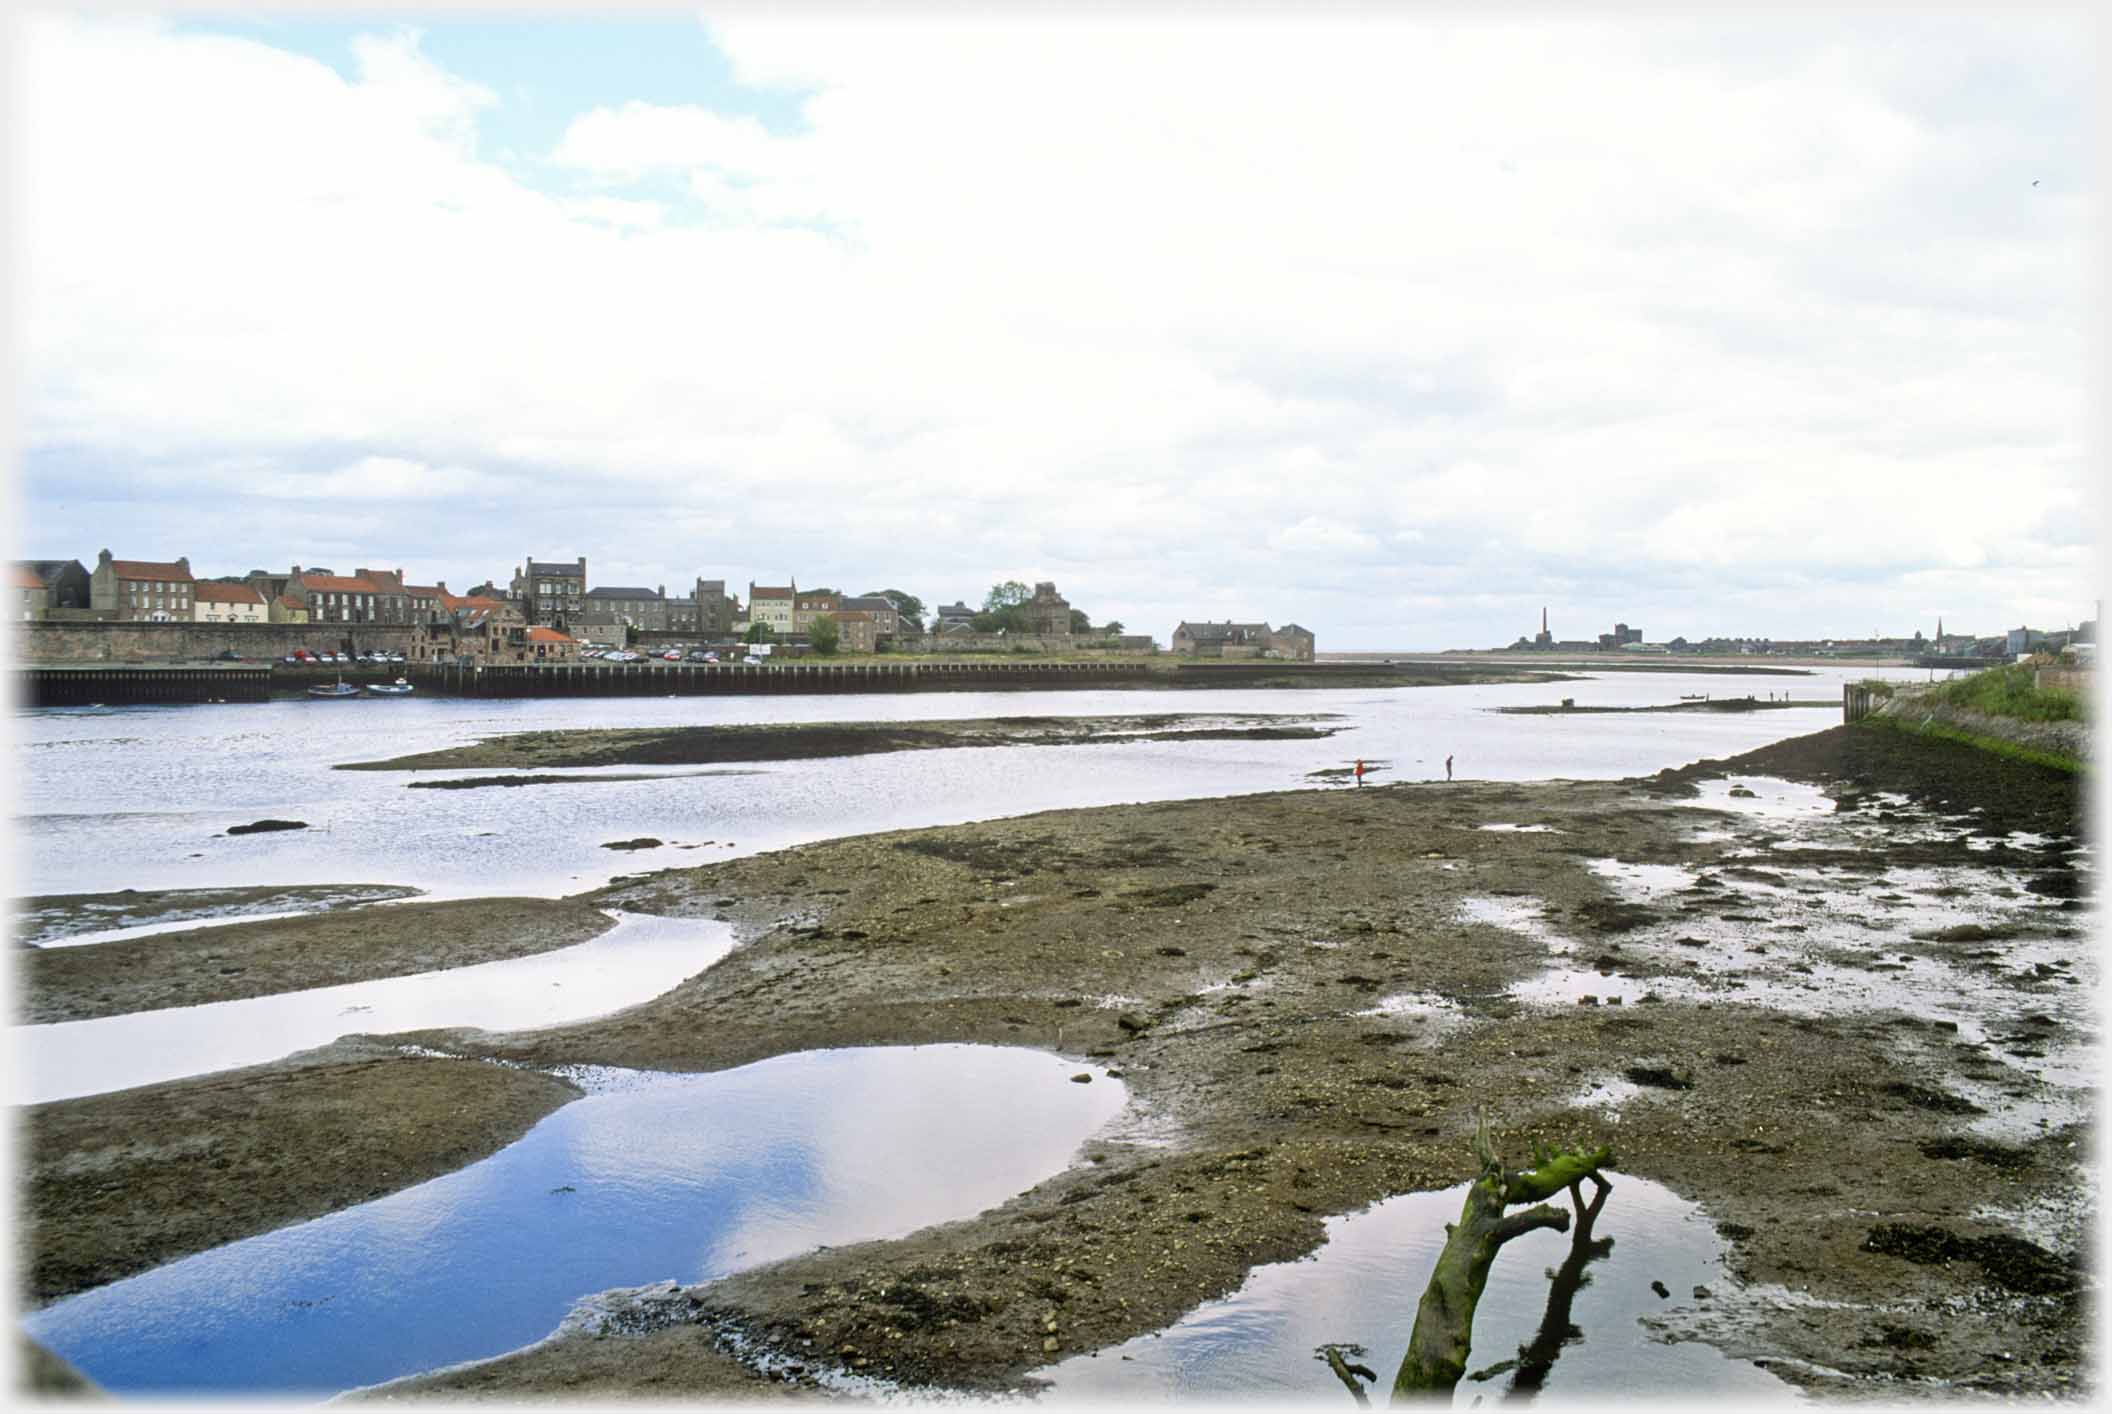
<box><xmin>1320</xmin><ymin>1344</ymin><xmax>1377</xmax><ymax>1406</ymax></box>
<box><xmin>1389</xmin><ymin>1112</ymin><xmax>1614</xmax><ymax>1400</ymax></box>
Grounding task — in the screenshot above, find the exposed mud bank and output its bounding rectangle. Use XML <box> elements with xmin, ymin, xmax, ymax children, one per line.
<box><xmin>12</xmin><ymin>883</ymin><xmax>423</xmax><ymax>949</ymax></box>
<box><xmin>22</xmin><ymin>722</ymin><xmax>2093</xmax><ymax>1402</ymax></box>
<box><xmin>19</xmin><ymin>898</ymin><xmax>615</xmax><ymax>1023</ymax></box>
<box><xmin>337</xmin><ymin>712</ymin><xmax>1345</xmax><ymax>773</ymax></box>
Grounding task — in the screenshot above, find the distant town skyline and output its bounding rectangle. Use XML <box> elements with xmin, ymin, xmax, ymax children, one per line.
<box><xmin>11</xmin><ymin>11</ymin><xmax>2097</xmax><ymax>651</ymax></box>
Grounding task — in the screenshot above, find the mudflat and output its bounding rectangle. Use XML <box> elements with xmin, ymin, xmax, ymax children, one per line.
<box><xmin>19</xmin><ymin>897</ymin><xmax>615</xmax><ymax>1023</ymax></box>
<box><xmin>335</xmin><ymin>712</ymin><xmax>1347</xmax><ymax>772</ymax></box>
<box><xmin>22</xmin><ymin>724</ymin><xmax>2092</xmax><ymax>1402</ymax></box>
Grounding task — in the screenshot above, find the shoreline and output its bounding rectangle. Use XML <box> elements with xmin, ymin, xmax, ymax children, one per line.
<box><xmin>18</xmin><ymin>723</ymin><xmax>2093</xmax><ymax>1401</ymax></box>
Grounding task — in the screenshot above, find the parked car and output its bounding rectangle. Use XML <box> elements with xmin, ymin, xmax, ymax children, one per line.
<box><xmin>283</xmin><ymin>654</ymin><xmax>301</xmax><ymax>664</ymax></box>
<box><xmin>660</xmin><ymin>650</ymin><xmax>682</xmax><ymax>661</ymax></box>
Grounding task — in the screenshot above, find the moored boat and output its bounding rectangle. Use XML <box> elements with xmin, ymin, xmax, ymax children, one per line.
<box><xmin>306</xmin><ymin>679</ymin><xmax>360</xmax><ymax>699</ymax></box>
<box><xmin>365</xmin><ymin>678</ymin><xmax>415</xmax><ymax>696</ymax></box>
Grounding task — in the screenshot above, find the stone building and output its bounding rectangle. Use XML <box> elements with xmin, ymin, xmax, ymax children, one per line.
<box><xmin>269</xmin><ymin>594</ymin><xmax>309</xmax><ymax>625</ymax></box>
<box><xmin>1269</xmin><ymin>623</ymin><xmax>1315</xmax><ymax>661</ymax></box>
<box><xmin>1026</xmin><ymin>582</ymin><xmax>1072</xmax><ymax>639</ymax></box>
<box><xmin>92</xmin><ymin>551</ymin><xmax>196</xmax><ymax>621</ymax></box>
<box><xmin>826</xmin><ymin>610</ymin><xmax>878</xmax><ymax>653</ymax></box>
<box><xmin>693</xmin><ymin>579</ymin><xmax>737</xmax><ymax>636</ymax></box>
<box><xmin>793</xmin><ymin>589</ymin><xmax>842</xmax><ymax>634</ymax></box>
<box><xmin>583</xmin><ymin>585</ymin><xmax>669</xmax><ymax>632</ymax></box>
<box><xmin>193</xmin><ymin>581</ymin><xmax>268</xmax><ymax>624</ymax></box>
<box><xmin>512</xmin><ymin>557</ymin><xmax>587</xmax><ymax>626</ymax></box>
<box><xmin>1170</xmin><ymin>620</ymin><xmax>1272</xmax><ymax>657</ymax></box>
<box><xmin>840</xmin><ymin>595</ymin><xmax>901</xmax><ymax>641</ymax></box>
<box><xmin>288</xmin><ymin>568</ymin><xmax>385</xmax><ymax>625</ymax></box>
<box><xmin>352</xmin><ymin>568</ymin><xmax>412</xmax><ymax>624</ymax></box>
<box><xmin>935</xmin><ymin>601</ymin><xmax>977</xmax><ymax>630</ymax></box>
<box><xmin>20</xmin><ymin>560</ymin><xmax>90</xmax><ymax>614</ymax></box>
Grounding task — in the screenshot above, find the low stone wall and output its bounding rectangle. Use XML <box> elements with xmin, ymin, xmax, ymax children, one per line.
<box><xmin>16</xmin><ymin>620</ymin><xmax>420</xmax><ymax>664</ymax></box>
<box><xmin>1873</xmin><ymin>690</ymin><xmax>2091</xmax><ymax>764</ymax></box>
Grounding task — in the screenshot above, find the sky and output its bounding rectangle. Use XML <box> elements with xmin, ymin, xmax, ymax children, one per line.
<box><xmin>7</xmin><ymin>7</ymin><xmax>2102</xmax><ymax>649</ymax></box>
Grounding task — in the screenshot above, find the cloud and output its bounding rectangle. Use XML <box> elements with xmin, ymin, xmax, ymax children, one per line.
<box><xmin>13</xmin><ymin>12</ymin><xmax>2098</xmax><ymax>647</ymax></box>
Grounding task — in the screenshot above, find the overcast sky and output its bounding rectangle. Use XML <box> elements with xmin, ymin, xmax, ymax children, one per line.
<box><xmin>9</xmin><ymin>8</ymin><xmax>2100</xmax><ymax>648</ymax></box>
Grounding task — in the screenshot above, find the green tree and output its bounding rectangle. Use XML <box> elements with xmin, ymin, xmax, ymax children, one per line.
<box><xmin>1069</xmin><ymin>609</ymin><xmax>1092</xmax><ymax>634</ymax></box>
<box><xmin>1105</xmin><ymin>620</ymin><xmax>1124</xmax><ymax>635</ymax></box>
<box><xmin>864</xmin><ymin>589</ymin><xmax>925</xmax><ymax>633</ymax></box>
<box><xmin>742</xmin><ymin>621</ymin><xmax>776</xmax><ymax>645</ymax></box>
<box><xmin>984</xmin><ymin>580</ymin><xmax>1031</xmax><ymax>612</ymax></box>
<box><xmin>809</xmin><ymin>615</ymin><xmax>840</xmax><ymax>655</ymax></box>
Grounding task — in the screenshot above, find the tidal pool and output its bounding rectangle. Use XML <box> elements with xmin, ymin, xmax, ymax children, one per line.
<box><xmin>13</xmin><ymin>911</ymin><xmax>730</xmax><ymax>1105</ymax></box>
<box><xmin>22</xmin><ymin>1045</ymin><xmax>1127</xmax><ymax>1397</ymax></box>
<box><xmin>1033</xmin><ymin>1175</ymin><xmax>1795</xmax><ymax>1404</ymax></box>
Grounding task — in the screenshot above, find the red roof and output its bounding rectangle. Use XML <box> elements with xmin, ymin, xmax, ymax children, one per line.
<box><xmin>13</xmin><ymin>565</ymin><xmax>47</xmax><ymax>590</ymax></box>
<box><xmin>110</xmin><ymin>559</ymin><xmax>192</xmax><ymax>583</ymax></box>
<box><xmin>276</xmin><ymin>595</ymin><xmax>304</xmax><ymax>610</ymax></box>
<box><xmin>299</xmin><ymin>572</ymin><xmax>380</xmax><ymax>594</ymax></box>
<box><xmin>526</xmin><ymin>626</ymin><xmax>574</xmax><ymax>644</ymax></box>
<box><xmin>751</xmin><ymin>585</ymin><xmax>795</xmax><ymax>598</ymax></box>
<box><xmin>441</xmin><ymin>593</ymin><xmax>508</xmax><ymax>612</ymax></box>
<box><xmin>404</xmin><ymin>585</ymin><xmax>443</xmax><ymax>597</ymax></box>
<box><xmin>193</xmin><ymin>582</ymin><xmax>264</xmax><ymax>605</ymax></box>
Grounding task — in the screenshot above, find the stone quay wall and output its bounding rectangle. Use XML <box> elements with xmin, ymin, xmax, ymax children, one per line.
<box><xmin>1873</xmin><ymin>688</ymin><xmax>2091</xmax><ymax>764</ymax></box>
<box><xmin>16</xmin><ymin>620</ymin><xmax>420</xmax><ymax>664</ymax></box>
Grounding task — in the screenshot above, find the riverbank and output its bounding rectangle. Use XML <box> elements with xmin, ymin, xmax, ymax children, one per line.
<box><xmin>18</xmin><ymin>723</ymin><xmax>2092</xmax><ymax>1401</ymax></box>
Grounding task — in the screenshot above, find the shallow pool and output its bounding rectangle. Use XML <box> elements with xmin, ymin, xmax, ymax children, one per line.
<box><xmin>23</xmin><ymin>1044</ymin><xmax>1127</xmax><ymax>1397</ymax></box>
<box><xmin>1033</xmin><ymin>1174</ymin><xmax>1795</xmax><ymax>1403</ymax></box>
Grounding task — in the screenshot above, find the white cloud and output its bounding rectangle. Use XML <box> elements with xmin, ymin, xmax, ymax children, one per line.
<box><xmin>14</xmin><ymin>12</ymin><xmax>2098</xmax><ymax>646</ymax></box>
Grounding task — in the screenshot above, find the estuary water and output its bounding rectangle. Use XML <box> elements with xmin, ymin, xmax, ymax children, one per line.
<box><xmin>13</xmin><ymin>666</ymin><xmax>1932</xmax><ymax>903</ymax></box>
<box><xmin>22</xmin><ymin>1046</ymin><xmax>1128</xmax><ymax>1397</ymax></box>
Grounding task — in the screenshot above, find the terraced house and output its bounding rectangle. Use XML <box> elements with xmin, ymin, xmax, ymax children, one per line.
<box><xmin>286</xmin><ymin>568</ymin><xmax>384</xmax><ymax>625</ymax></box>
<box><xmin>192</xmin><ymin>581</ymin><xmax>268</xmax><ymax>624</ymax></box>
<box><xmin>90</xmin><ymin>550</ymin><xmax>194</xmax><ymax>621</ymax></box>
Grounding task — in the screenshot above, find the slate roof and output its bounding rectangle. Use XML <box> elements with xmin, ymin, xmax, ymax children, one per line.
<box><xmin>23</xmin><ymin>560</ymin><xmax>82</xmax><ymax>584</ymax></box>
<box><xmin>526</xmin><ymin>559</ymin><xmax>585</xmax><ymax>575</ymax></box>
<box><xmin>1175</xmin><ymin>620</ymin><xmax>1270</xmax><ymax>641</ymax></box>
<box><xmin>585</xmin><ymin>586</ymin><xmax>662</xmax><ymax>600</ymax></box>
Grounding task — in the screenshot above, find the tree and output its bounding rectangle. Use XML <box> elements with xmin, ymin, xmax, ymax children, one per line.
<box><xmin>984</xmin><ymin>580</ymin><xmax>1031</xmax><ymax>613</ymax></box>
<box><xmin>973</xmin><ymin>604</ymin><xmax>1033</xmax><ymax>634</ymax></box>
<box><xmin>1106</xmin><ymin>620</ymin><xmax>1124</xmax><ymax>635</ymax></box>
<box><xmin>1069</xmin><ymin>609</ymin><xmax>1092</xmax><ymax>634</ymax></box>
<box><xmin>742</xmin><ymin>621</ymin><xmax>775</xmax><ymax>645</ymax></box>
<box><xmin>864</xmin><ymin>589</ymin><xmax>925</xmax><ymax>633</ymax></box>
<box><xmin>808</xmin><ymin>615</ymin><xmax>840</xmax><ymax>655</ymax></box>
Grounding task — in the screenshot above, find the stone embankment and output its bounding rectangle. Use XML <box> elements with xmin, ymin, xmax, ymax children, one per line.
<box><xmin>1873</xmin><ymin>687</ymin><xmax>2091</xmax><ymax>765</ymax></box>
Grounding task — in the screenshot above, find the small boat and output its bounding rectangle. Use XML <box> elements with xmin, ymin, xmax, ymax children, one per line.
<box><xmin>1678</xmin><ymin>693</ymin><xmax>1709</xmax><ymax>701</ymax></box>
<box><xmin>307</xmin><ymin>679</ymin><xmax>359</xmax><ymax>699</ymax></box>
<box><xmin>365</xmin><ymin>678</ymin><xmax>415</xmax><ymax>696</ymax></box>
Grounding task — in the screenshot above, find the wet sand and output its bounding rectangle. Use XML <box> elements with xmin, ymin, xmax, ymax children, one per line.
<box><xmin>19</xmin><ymin>725</ymin><xmax>2093</xmax><ymax>1401</ymax></box>
<box><xmin>14</xmin><ymin>883</ymin><xmax>423</xmax><ymax>948</ymax></box>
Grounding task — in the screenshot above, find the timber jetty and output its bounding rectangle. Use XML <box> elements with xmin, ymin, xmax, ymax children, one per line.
<box><xmin>22</xmin><ymin>666</ymin><xmax>272</xmax><ymax>706</ymax></box>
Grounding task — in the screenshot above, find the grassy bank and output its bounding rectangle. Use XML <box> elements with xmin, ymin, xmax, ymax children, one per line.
<box><xmin>1919</xmin><ymin>664</ymin><xmax>2086</xmax><ymax>723</ymax></box>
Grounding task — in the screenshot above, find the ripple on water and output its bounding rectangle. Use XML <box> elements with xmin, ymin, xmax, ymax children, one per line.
<box><xmin>1033</xmin><ymin>1175</ymin><xmax>1794</xmax><ymax>1403</ymax></box>
<box><xmin>24</xmin><ymin>1045</ymin><xmax>1128</xmax><ymax>1398</ymax></box>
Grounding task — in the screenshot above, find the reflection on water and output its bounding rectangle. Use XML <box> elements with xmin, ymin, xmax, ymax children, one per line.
<box><xmin>13</xmin><ymin>911</ymin><xmax>731</xmax><ymax>1105</ymax></box>
<box><xmin>23</xmin><ymin>1045</ymin><xmax>1127</xmax><ymax>1397</ymax></box>
<box><xmin>1033</xmin><ymin>1175</ymin><xmax>1794</xmax><ymax>1403</ymax></box>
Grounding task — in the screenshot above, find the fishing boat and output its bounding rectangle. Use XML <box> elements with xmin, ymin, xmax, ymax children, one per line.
<box><xmin>365</xmin><ymin>678</ymin><xmax>415</xmax><ymax>696</ymax></box>
<box><xmin>306</xmin><ymin>679</ymin><xmax>359</xmax><ymax>699</ymax></box>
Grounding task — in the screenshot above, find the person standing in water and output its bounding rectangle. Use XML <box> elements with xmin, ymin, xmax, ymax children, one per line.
<box><xmin>1445</xmin><ymin>754</ymin><xmax>1454</xmax><ymax>781</ymax></box>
